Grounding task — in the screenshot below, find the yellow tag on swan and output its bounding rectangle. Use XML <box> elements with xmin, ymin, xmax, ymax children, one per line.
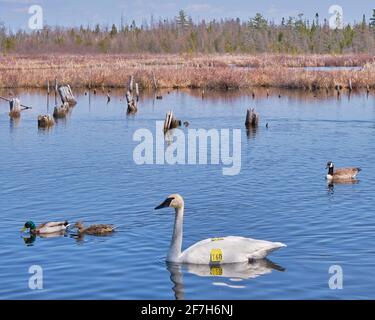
<box><xmin>210</xmin><ymin>266</ymin><xmax>223</xmax><ymax>276</ymax></box>
<box><xmin>211</xmin><ymin>238</ymin><xmax>224</xmax><ymax>242</ymax></box>
<box><xmin>210</xmin><ymin>249</ymin><xmax>223</xmax><ymax>263</ymax></box>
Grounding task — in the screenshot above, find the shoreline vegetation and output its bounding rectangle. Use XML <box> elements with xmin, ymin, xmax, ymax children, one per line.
<box><xmin>1</xmin><ymin>10</ymin><xmax>375</xmax><ymax>90</ymax></box>
<box><xmin>0</xmin><ymin>54</ymin><xmax>375</xmax><ymax>90</ymax></box>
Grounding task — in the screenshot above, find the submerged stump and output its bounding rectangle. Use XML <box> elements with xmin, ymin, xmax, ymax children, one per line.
<box><xmin>58</xmin><ymin>85</ymin><xmax>77</xmax><ymax>106</ymax></box>
<box><xmin>164</xmin><ymin>111</ymin><xmax>182</xmax><ymax>133</ymax></box>
<box><xmin>126</xmin><ymin>90</ymin><xmax>137</xmax><ymax>114</ymax></box>
<box><xmin>245</xmin><ymin>108</ymin><xmax>260</xmax><ymax>128</ymax></box>
<box><xmin>53</xmin><ymin>102</ymin><xmax>70</xmax><ymax>119</ymax></box>
<box><xmin>9</xmin><ymin>98</ymin><xmax>21</xmax><ymax>118</ymax></box>
<box><xmin>126</xmin><ymin>76</ymin><xmax>139</xmax><ymax>114</ymax></box>
<box><xmin>38</xmin><ymin>114</ymin><xmax>55</xmax><ymax>128</ymax></box>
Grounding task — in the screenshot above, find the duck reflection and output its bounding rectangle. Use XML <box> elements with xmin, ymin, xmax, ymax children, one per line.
<box><xmin>22</xmin><ymin>231</ymin><xmax>66</xmax><ymax>246</ymax></box>
<box><xmin>167</xmin><ymin>259</ymin><xmax>285</xmax><ymax>300</ymax></box>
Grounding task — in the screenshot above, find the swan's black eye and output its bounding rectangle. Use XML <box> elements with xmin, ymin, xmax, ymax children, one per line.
<box><xmin>163</xmin><ymin>197</ymin><xmax>175</xmax><ymax>206</ymax></box>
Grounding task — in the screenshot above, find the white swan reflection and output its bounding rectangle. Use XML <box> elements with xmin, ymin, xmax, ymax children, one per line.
<box><xmin>167</xmin><ymin>259</ymin><xmax>285</xmax><ymax>300</ymax></box>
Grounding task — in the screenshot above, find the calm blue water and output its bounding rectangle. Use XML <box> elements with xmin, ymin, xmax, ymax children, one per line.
<box><xmin>1</xmin><ymin>88</ymin><xmax>375</xmax><ymax>300</ymax></box>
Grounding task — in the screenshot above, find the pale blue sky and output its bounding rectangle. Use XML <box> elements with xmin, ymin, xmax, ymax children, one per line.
<box><xmin>0</xmin><ymin>0</ymin><xmax>374</xmax><ymax>31</ymax></box>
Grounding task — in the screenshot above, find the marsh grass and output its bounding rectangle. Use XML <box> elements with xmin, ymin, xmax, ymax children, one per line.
<box><xmin>0</xmin><ymin>54</ymin><xmax>374</xmax><ymax>90</ymax></box>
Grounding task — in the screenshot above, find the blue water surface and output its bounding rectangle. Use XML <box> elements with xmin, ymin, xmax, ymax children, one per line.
<box><xmin>0</xmin><ymin>88</ymin><xmax>374</xmax><ymax>299</ymax></box>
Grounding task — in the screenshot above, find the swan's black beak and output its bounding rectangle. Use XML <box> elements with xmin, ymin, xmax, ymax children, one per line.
<box><xmin>155</xmin><ymin>197</ymin><xmax>174</xmax><ymax>210</ymax></box>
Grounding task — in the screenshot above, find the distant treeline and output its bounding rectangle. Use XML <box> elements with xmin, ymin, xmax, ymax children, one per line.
<box><xmin>1</xmin><ymin>10</ymin><xmax>375</xmax><ymax>54</ymax></box>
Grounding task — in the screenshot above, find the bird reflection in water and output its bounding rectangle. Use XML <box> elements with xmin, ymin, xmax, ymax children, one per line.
<box><xmin>327</xmin><ymin>179</ymin><xmax>359</xmax><ymax>194</ymax></box>
<box><xmin>22</xmin><ymin>231</ymin><xmax>67</xmax><ymax>246</ymax></box>
<box><xmin>167</xmin><ymin>259</ymin><xmax>285</xmax><ymax>300</ymax></box>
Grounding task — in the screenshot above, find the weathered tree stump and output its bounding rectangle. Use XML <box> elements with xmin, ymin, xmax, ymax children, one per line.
<box><xmin>9</xmin><ymin>98</ymin><xmax>21</xmax><ymax>118</ymax></box>
<box><xmin>164</xmin><ymin>111</ymin><xmax>182</xmax><ymax>133</ymax></box>
<box><xmin>58</xmin><ymin>85</ymin><xmax>77</xmax><ymax>106</ymax></box>
<box><xmin>152</xmin><ymin>72</ymin><xmax>158</xmax><ymax>90</ymax></box>
<box><xmin>126</xmin><ymin>76</ymin><xmax>139</xmax><ymax>114</ymax></box>
<box><xmin>128</xmin><ymin>75</ymin><xmax>134</xmax><ymax>93</ymax></box>
<box><xmin>53</xmin><ymin>102</ymin><xmax>70</xmax><ymax>119</ymax></box>
<box><xmin>126</xmin><ymin>91</ymin><xmax>137</xmax><ymax>114</ymax></box>
<box><xmin>38</xmin><ymin>115</ymin><xmax>55</xmax><ymax>128</ymax></box>
<box><xmin>245</xmin><ymin>108</ymin><xmax>260</xmax><ymax>128</ymax></box>
<box><xmin>135</xmin><ymin>83</ymin><xmax>140</xmax><ymax>102</ymax></box>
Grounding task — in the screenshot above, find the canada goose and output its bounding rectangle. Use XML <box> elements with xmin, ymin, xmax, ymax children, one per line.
<box><xmin>21</xmin><ymin>221</ymin><xmax>69</xmax><ymax>235</ymax></box>
<box><xmin>156</xmin><ymin>95</ymin><xmax>163</xmax><ymax>100</ymax></box>
<box><xmin>326</xmin><ymin>161</ymin><xmax>361</xmax><ymax>181</ymax></box>
<box><xmin>73</xmin><ymin>222</ymin><xmax>116</xmax><ymax>235</ymax></box>
<box><xmin>155</xmin><ymin>194</ymin><xmax>286</xmax><ymax>264</ymax></box>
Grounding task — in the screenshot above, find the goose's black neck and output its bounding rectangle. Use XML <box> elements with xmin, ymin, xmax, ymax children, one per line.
<box><xmin>328</xmin><ymin>166</ymin><xmax>334</xmax><ymax>175</ymax></box>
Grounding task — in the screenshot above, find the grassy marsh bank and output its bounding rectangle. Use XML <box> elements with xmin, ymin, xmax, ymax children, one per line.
<box><xmin>0</xmin><ymin>54</ymin><xmax>374</xmax><ymax>90</ymax></box>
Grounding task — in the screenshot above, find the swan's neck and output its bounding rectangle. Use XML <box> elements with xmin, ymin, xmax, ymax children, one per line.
<box><xmin>168</xmin><ymin>206</ymin><xmax>184</xmax><ymax>262</ymax></box>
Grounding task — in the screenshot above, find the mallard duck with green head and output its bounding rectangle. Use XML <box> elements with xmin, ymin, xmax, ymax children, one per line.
<box><xmin>73</xmin><ymin>222</ymin><xmax>116</xmax><ymax>235</ymax></box>
<box><xmin>21</xmin><ymin>221</ymin><xmax>70</xmax><ymax>235</ymax></box>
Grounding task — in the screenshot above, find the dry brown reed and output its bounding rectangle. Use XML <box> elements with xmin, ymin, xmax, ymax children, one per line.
<box><xmin>0</xmin><ymin>54</ymin><xmax>374</xmax><ymax>90</ymax></box>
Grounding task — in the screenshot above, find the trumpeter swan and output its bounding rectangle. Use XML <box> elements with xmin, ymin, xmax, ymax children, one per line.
<box><xmin>155</xmin><ymin>194</ymin><xmax>286</xmax><ymax>264</ymax></box>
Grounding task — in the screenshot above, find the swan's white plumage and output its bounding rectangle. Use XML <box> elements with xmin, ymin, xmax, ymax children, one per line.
<box><xmin>180</xmin><ymin>236</ymin><xmax>286</xmax><ymax>264</ymax></box>
<box><xmin>155</xmin><ymin>194</ymin><xmax>286</xmax><ymax>265</ymax></box>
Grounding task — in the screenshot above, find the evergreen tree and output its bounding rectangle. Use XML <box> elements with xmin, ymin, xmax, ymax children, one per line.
<box><xmin>110</xmin><ymin>24</ymin><xmax>118</xmax><ymax>36</ymax></box>
<box><xmin>249</xmin><ymin>13</ymin><xmax>268</xmax><ymax>29</ymax></box>
<box><xmin>370</xmin><ymin>10</ymin><xmax>375</xmax><ymax>29</ymax></box>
